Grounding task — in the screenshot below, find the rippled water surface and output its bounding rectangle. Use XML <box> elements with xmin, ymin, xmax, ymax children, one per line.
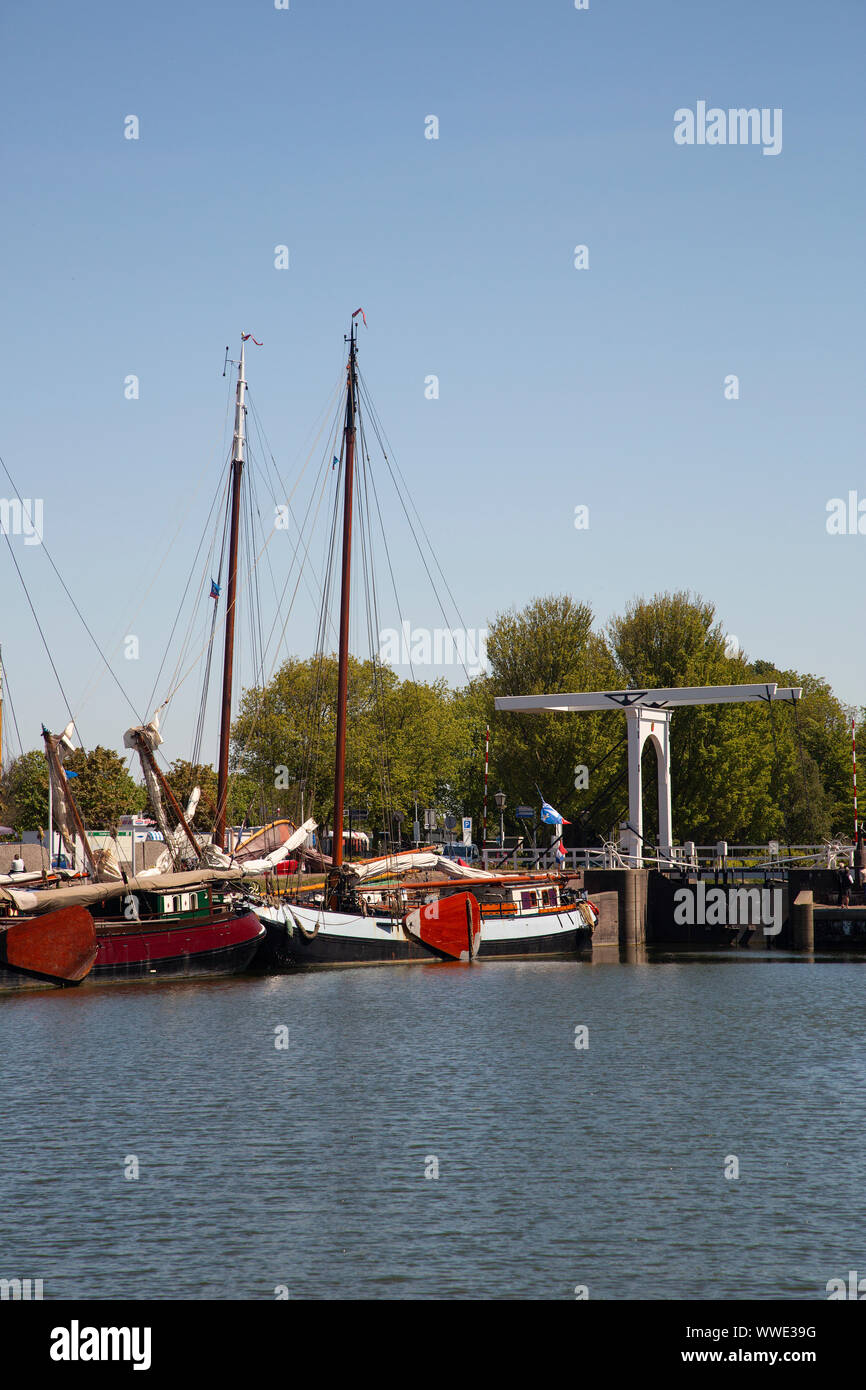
<box><xmin>1</xmin><ymin>954</ymin><xmax>863</xmax><ymax>1299</ymax></box>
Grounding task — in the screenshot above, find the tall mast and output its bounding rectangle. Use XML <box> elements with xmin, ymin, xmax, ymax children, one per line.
<box><xmin>215</xmin><ymin>338</ymin><xmax>247</xmax><ymax>849</ymax></box>
<box><xmin>332</xmin><ymin>321</ymin><xmax>358</xmax><ymax>867</ymax></box>
<box><xmin>42</xmin><ymin>727</ymin><xmax>98</xmax><ymax>881</ymax></box>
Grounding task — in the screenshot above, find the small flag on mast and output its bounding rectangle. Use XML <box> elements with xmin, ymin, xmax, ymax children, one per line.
<box><xmin>241</xmin><ymin>333</ymin><xmax>262</xmax><ymax>345</ymax></box>
<box><xmin>210</xmin><ymin>579</ymin><xmax>221</xmax><ymax>600</ymax></box>
<box><xmin>352</xmin><ymin>308</ymin><xmax>367</xmax><ymax>327</ymax></box>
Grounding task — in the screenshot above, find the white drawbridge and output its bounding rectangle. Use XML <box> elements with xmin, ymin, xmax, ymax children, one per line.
<box><xmin>494</xmin><ymin>683</ymin><xmax>802</xmax><ymax>867</ymax></box>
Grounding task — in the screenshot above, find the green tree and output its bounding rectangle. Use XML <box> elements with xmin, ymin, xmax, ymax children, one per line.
<box><xmin>750</xmin><ymin>661</ymin><xmax>854</xmax><ymax>841</ymax></box>
<box><xmin>221</xmin><ymin>593</ymin><xmax>859</xmax><ymax>854</ymax></box>
<box><xmin>64</xmin><ymin>746</ymin><xmax>146</xmax><ymax>833</ymax></box>
<box><xmin>607</xmin><ymin>591</ymin><xmax>776</xmax><ymax>843</ymax></box>
<box><xmin>470</xmin><ymin>595</ymin><xmax>623</xmax><ymax>844</ymax></box>
<box><xmin>163</xmin><ymin>760</ymin><xmax>219</xmax><ymax>813</ymax></box>
<box><xmin>0</xmin><ymin>749</ymin><xmax>49</xmax><ymax>834</ymax></box>
<box><xmin>230</xmin><ymin>654</ymin><xmax>466</xmax><ymax>842</ymax></box>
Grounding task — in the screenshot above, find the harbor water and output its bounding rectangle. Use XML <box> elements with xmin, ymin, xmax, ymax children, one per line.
<box><xmin>1</xmin><ymin>954</ymin><xmax>863</xmax><ymax>1300</ymax></box>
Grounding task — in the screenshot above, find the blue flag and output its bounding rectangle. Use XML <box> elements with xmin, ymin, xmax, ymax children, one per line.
<box><xmin>540</xmin><ymin>797</ymin><xmax>570</xmax><ymax>826</ymax></box>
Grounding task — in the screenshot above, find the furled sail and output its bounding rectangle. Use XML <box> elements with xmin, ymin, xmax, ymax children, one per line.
<box><xmin>347</xmin><ymin>851</ymin><xmax>491</xmax><ymax>882</ymax></box>
<box><xmin>44</xmin><ymin>725</ymin><xmax>78</xmax><ymax>858</ymax></box>
<box><xmin>123</xmin><ymin>717</ymin><xmax>176</xmax><ymax>860</ymax></box>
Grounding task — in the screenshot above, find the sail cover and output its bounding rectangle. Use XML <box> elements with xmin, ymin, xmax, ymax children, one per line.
<box><xmin>45</xmin><ymin>733</ymin><xmax>77</xmax><ymax>858</ymax></box>
<box><xmin>348</xmin><ymin>851</ymin><xmax>491</xmax><ymax>882</ymax></box>
<box><xmin>0</xmin><ymin>867</ymin><xmax>245</xmax><ymax>915</ymax></box>
<box><xmin>123</xmin><ymin>720</ymin><xmax>178</xmax><ymax>864</ymax></box>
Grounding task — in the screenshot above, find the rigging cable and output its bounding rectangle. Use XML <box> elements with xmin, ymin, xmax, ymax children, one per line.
<box><xmin>72</xmin><ymin>370</ymin><xmax>238</xmax><ymax>720</ymax></box>
<box><xmin>0</xmin><ymin>526</ymin><xmax>77</xmax><ymax>733</ymax></box>
<box><xmin>356</xmin><ymin>374</ymin><xmax>476</xmax><ymax>686</ymax></box>
<box><xmin>0</xmin><ymin>660</ymin><xmax>25</xmax><ymax>762</ymax></box>
<box><xmin>0</xmin><ymin>452</ymin><xmax>143</xmax><ymax>731</ymax></box>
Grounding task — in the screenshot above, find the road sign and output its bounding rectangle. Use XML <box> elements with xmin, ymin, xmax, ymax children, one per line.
<box><xmin>462</xmin><ymin>816</ymin><xmax>472</xmax><ymax>846</ymax></box>
<box><xmin>444</xmin><ymin>814</ymin><xmax>457</xmax><ymax>831</ymax></box>
<box><xmin>515</xmin><ymin>806</ymin><xmax>535</xmax><ymax>820</ymax></box>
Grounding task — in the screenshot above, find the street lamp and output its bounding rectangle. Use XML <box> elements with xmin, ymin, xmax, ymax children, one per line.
<box><xmin>411</xmin><ymin>789</ymin><xmax>420</xmax><ymax>848</ymax></box>
<box><xmin>494</xmin><ymin>790</ymin><xmax>506</xmax><ymax>848</ymax></box>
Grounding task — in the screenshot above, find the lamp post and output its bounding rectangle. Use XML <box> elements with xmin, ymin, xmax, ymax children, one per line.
<box><xmin>412</xmin><ymin>790</ymin><xmax>420</xmax><ymax>848</ymax></box>
<box><xmin>494</xmin><ymin>790</ymin><xmax>506</xmax><ymax>848</ymax></box>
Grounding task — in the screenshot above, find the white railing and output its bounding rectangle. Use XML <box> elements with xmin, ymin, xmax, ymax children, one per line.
<box><xmin>480</xmin><ymin>843</ymin><xmax>857</xmax><ymax>874</ymax></box>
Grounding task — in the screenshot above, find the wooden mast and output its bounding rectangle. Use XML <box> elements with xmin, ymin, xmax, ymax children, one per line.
<box><xmin>129</xmin><ymin>731</ymin><xmax>203</xmax><ymax>865</ymax></box>
<box><xmin>42</xmin><ymin>728</ymin><xmax>99</xmax><ymax>881</ymax></box>
<box><xmin>215</xmin><ymin>338</ymin><xmax>247</xmax><ymax>850</ymax></box>
<box><xmin>331</xmin><ymin>319</ymin><xmax>359</xmax><ymax>868</ymax></box>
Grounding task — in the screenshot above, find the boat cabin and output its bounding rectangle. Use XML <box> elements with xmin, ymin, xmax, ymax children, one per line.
<box><xmin>513</xmin><ymin>884</ymin><xmax>560</xmax><ymax>914</ymax></box>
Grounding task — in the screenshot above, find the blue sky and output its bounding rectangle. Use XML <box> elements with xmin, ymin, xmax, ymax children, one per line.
<box><xmin>1</xmin><ymin>0</ymin><xmax>863</xmax><ymax>766</ymax></box>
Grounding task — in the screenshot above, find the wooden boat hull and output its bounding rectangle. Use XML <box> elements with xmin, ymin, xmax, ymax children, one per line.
<box><xmin>403</xmin><ymin>893</ymin><xmax>482</xmax><ymax>961</ymax></box>
<box><xmin>0</xmin><ymin>905</ymin><xmax>98</xmax><ymax>992</ymax></box>
<box><xmin>252</xmin><ymin>902</ymin><xmax>590</xmax><ymax>968</ymax></box>
<box><xmin>90</xmin><ymin>909</ymin><xmax>266</xmax><ymax>982</ymax></box>
<box><xmin>253</xmin><ymin>903</ymin><xmax>429</xmax><ymax>967</ymax></box>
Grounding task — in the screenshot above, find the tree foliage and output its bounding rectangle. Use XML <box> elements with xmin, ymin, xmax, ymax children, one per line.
<box><xmin>0</xmin><ymin>746</ymin><xmax>146</xmax><ymax>835</ymax></box>
<box><xmin>220</xmin><ymin>592</ymin><xmax>862</xmax><ymax>851</ymax></box>
<box><xmin>0</xmin><ymin>750</ymin><xmax>50</xmax><ymax>834</ymax></box>
<box><xmin>64</xmin><ymin>746</ymin><xmax>146</xmax><ymax>832</ymax></box>
<box><xmin>231</xmin><ymin>654</ymin><xmax>468</xmax><ymax>837</ymax></box>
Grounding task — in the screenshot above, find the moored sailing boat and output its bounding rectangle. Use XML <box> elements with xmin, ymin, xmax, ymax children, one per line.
<box><xmin>29</xmin><ymin>721</ymin><xmax>265</xmax><ymax>983</ymax></box>
<box><xmin>0</xmin><ymin>340</ymin><xmax>273</xmax><ymax>987</ymax></box>
<box><xmin>1</xmin><ymin>869</ymin><xmax>263</xmax><ymax>984</ymax></box>
<box><xmin>245</xmin><ymin>316</ymin><xmax>597</xmax><ymax>966</ymax></box>
<box><xmin>253</xmin><ymin>850</ymin><xmax>595</xmax><ymax>966</ymax></box>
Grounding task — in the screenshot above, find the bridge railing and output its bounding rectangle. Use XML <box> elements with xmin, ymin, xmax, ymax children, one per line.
<box><xmin>480</xmin><ymin>843</ymin><xmax>858</xmax><ymax>875</ymax></box>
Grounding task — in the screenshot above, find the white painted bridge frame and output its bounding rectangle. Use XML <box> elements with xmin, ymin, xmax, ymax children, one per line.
<box><xmin>494</xmin><ymin>684</ymin><xmax>803</xmax><ymax>867</ymax></box>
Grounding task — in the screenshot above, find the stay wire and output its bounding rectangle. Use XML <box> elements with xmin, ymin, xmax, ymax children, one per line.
<box><xmin>0</xmin><ymin>452</ymin><xmax>142</xmax><ymax>730</ymax></box>
<box><xmin>1</xmin><ymin>527</ymin><xmax>77</xmax><ymax>734</ymax></box>
<box><xmin>355</xmin><ymin>375</ymin><xmax>475</xmax><ymax>686</ymax></box>
<box><xmin>0</xmin><ymin>660</ymin><xmax>25</xmax><ymax>761</ymax></box>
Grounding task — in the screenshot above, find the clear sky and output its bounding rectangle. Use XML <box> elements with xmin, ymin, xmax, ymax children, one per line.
<box><xmin>1</xmin><ymin>0</ymin><xmax>863</xmax><ymax>767</ymax></box>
